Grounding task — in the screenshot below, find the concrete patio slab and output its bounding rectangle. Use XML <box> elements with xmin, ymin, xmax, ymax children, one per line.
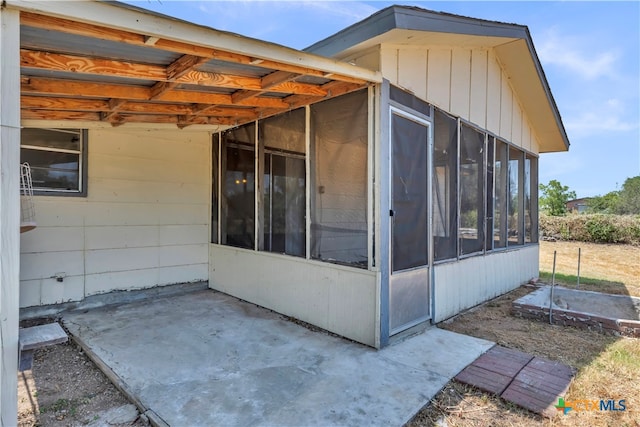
<box><xmin>62</xmin><ymin>289</ymin><xmax>493</xmax><ymax>426</ymax></box>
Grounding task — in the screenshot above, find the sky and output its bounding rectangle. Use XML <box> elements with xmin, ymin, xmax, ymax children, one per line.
<box><xmin>125</xmin><ymin>0</ymin><xmax>640</xmax><ymax>198</ymax></box>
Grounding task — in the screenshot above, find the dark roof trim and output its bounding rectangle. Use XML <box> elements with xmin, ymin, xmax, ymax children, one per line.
<box><xmin>305</xmin><ymin>6</ymin><xmax>528</xmax><ymax>57</ymax></box>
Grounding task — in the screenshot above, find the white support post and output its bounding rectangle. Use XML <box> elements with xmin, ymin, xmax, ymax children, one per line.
<box><xmin>366</xmin><ymin>86</ymin><xmax>375</xmax><ymax>271</ymax></box>
<box><xmin>305</xmin><ymin>105</ymin><xmax>311</xmax><ymax>260</ymax></box>
<box><xmin>0</xmin><ymin>6</ymin><xmax>21</xmax><ymax>427</ymax></box>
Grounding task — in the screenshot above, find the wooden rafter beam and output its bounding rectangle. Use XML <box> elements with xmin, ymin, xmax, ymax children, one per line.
<box><xmin>22</xmin><ymin>110</ymin><xmax>101</xmax><ymax>121</ymax></box>
<box><xmin>261</xmin><ymin>71</ymin><xmax>300</xmax><ymax>89</ymax></box>
<box><xmin>151</xmin><ymin>54</ymin><xmax>210</xmax><ymax>100</ymax></box>
<box><xmin>20</xmin><ymin>49</ymin><xmax>166</xmax><ymax>80</ymax></box>
<box><xmin>101</xmin><ymin>98</ymin><xmax>128</xmax><ymax>121</ymax></box>
<box><xmin>21</xmin><ymin>77</ymin><xmax>290</xmax><ymax>108</ymax></box>
<box><xmin>21</xmin><ymin>49</ymin><xmax>328</xmax><ymax>97</ymax></box>
<box><xmin>176</xmin><ymin>113</ymin><xmax>257</xmax><ymax>129</ymax></box>
<box><xmin>19</xmin><ymin>12</ymin><xmax>368</xmax><ymax>85</ymax></box>
<box><xmin>21</xmin><ymin>95</ymin><xmax>261</xmax><ymax>118</ymax></box>
<box><xmin>167</xmin><ymin>54</ymin><xmax>209</xmax><ymax>81</ymax></box>
<box><xmin>231</xmin><ymin>70</ymin><xmax>299</xmax><ymax>104</ymax></box>
<box><xmin>22</xmin><ymin>109</ymin><xmax>247</xmax><ymax>127</ymax></box>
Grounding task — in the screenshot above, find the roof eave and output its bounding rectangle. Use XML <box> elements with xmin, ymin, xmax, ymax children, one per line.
<box><xmin>307</xmin><ymin>5</ymin><xmax>570</xmax><ymax>153</ymax></box>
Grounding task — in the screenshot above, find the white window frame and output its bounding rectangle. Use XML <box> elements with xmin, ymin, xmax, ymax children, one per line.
<box><xmin>20</xmin><ymin>128</ymin><xmax>87</xmax><ymax>196</ymax></box>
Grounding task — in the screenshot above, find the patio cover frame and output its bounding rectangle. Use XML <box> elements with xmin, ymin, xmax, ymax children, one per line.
<box><xmin>0</xmin><ymin>1</ymin><xmax>381</xmax><ymax>423</ymax></box>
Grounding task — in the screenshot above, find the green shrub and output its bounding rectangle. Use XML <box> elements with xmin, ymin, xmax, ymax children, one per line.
<box><xmin>585</xmin><ymin>216</ymin><xmax>617</xmax><ymax>243</ymax></box>
<box><xmin>539</xmin><ymin>213</ymin><xmax>640</xmax><ymax>245</ymax></box>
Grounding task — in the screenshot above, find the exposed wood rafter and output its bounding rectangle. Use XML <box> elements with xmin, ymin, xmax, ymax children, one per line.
<box><xmin>18</xmin><ymin>11</ymin><xmax>372</xmax><ymax>128</ymax></box>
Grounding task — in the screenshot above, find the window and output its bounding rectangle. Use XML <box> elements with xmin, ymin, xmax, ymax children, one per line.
<box><xmin>20</xmin><ymin>128</ymin><xmax>86</xmax><ymax>195</ymax></box>
<box><xmin>310</xmin><ymin>90</ymin><xmax>368</xmax><ymax>267</ymax></box>
<box><xmin>220</xmin><ymin>124</ymin><xmax>256</xmax><ymax>250</ymax></box>
<box><xmin>459</xmin><ymin>123</ymin><xmax>485</xmax><ymax>255</ymax></box>
<box><xmin>433</xmin><ymin>109</ymin><xmax>458</xmax><ymax>261</ymax></box>
<box><xmin>211</xmin><ymin>134</ymin><xmax>220</xmax><ymax>244</ymax></box>
<box><xmin>212</xmin><ymin>90</ymin><xmax>370</xmax><ymax>269</ymax></box>
<box><xmin>485</xmin><ymin>137</ymin><xmax>495</xmax><ymax>251</ymax></box>
<box><xmin>525</xmin><ymin>155</ymin><xmax>539</xmax><ymax>243</ymax></box>
<box><xmin>508</xmin><ymin>146</ymin><xmax>524</xmax><ymax>246</ymax></box>
<box><xmin>493</xmin><ymin>140</ymin><xmax>509</xmax><ymax>248</ymax></box>
<box><xmin>260</xmin><ymin>109</ymin><xmax>306</xmax><ymax>257</ymax></box>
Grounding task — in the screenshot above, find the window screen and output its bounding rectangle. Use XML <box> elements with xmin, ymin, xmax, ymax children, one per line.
<box><xmin>391</xmin><ymin>112</ymin><xmax>429</xmax><ymax>272</ymax></box>
<box><xmin>508</xmin><ymin>146</ymin><xmax>524</xmax><ymax>246</ymax></box>
<box><xmin>485</xmin><ymin>137</ymin><xmax>494</xmax><ymax>251</ymax></box>
<box><xmin>494</xmin><ymin>140</ymin><xmax>509</xmax><ymax>248</ymax></box>
<box><xmin>525</xmin><ymin>155</ymin><xmax>539</xmax><ymax>243</ymax></box>
<box><xmin>433</xmin><ymin>110</ymin><xmax>458</xmax><ymax>261</ymax></box>
<box><xmin>459</xmin><ymin>124</ymin><xmax>485</xmax><ymax>255</ymax></box>
<box><xmin>212</xmin><ymin>133</ymin><xmax>220</xmax><ymax>244</ymax></box>
<box><xmin>261</xmin><ymin>109</ymin><xmax>306</xmax><ymax>257</ymax></box>
<box><xmin>221</xmin><ymin>124</ymin><xmax>255</xmax><ymax>250</ymax></box>
<box><xmin>263</xmin><ymin>155</ymin><xmax>305</xmax><ymax>256</ymax></box>
<box><xmin>310</xmin><ymin>90</ymin><xmax>368</xmax><ymax>267</ymax></box>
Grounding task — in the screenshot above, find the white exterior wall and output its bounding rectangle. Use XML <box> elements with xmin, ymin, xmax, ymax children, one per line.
<box><xmin>433</xmin><ymin>245</ymin><xmax>539</xmax><ymax>322</ymax></box>
<box><xmin>209</xmin><ymin>245</ymin><xmax>378</xmax><ymax>347</ymax></box>
<box><xmin>0</xmin><ymin>7</ymin><xmax>21</xmax><ymax>425</ymax></box>
<box><xmin>19</xmin><ymin>128</ymin><xmax>210</xmax><ymax>307</ymax></box>
<box><xmin>380</xmin><ymin>45</ymin><xmax>540</xmax><ymax>153</ymax></box>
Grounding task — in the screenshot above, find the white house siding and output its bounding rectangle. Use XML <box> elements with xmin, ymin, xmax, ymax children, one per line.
<box><xmin>19</xmin><ymin>129</ymin><xmax>210</xmax><ymax>307</ymax></box>
<box><xmin>432</xmin><ymin>245</ymin><xmax>539</xmax><ymax>322</ymax></box>
<box><xmin>380</xmin><ymin>45</ymin><xmax>540</xmax><ymax>153</ymax></box>
<box><xmin>209</xmin><ymin>245</ymin><xmax>378</xmax><ymax>347</ymax></box>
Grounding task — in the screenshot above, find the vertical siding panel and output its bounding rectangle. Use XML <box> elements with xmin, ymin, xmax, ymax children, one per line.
<box><xmin>530</xmin><ymin>130</ymin><xmax>540</xmax><ymax>153</ymax></box>
<box><xmin>469</xmin><ymin>49</ymin><xmax>488</xmax><ymax>128</ymax></box>
<box><xmin>500</xmin><ymin>77</ymin><xmax>513</xmax><ymax>140</ymax></box>
<box><xmin>512</xmin><ymin>102</ymin><xmax>523</xmax><ymax>148</ymax></box>
<box><xmin>486</xmin><ymin>53</ymin><xmax>501</xmax><ymax>135</ymax></box>
<box><xmin>427</xmin><ymin>49</ymin><xmax>451</xmax><ymax>110</ymax></box>
<box><xmin>398</xmin><ymin>48</ymin><xmax>428</xmax><ymax>100</ymax></box>
<box><xmin>450</xmin><ymin>48</ymin><xmax>471</xmax><ymax>120</ymax></box>
<box><xmin>433</xmin><ymin>246</ymin><xmax>538</xmax><ymax>321</ymax></box>
<box><xmin>380</xmin><ymin>46</ymin><xmax>399</xmax><ymax>85</ymax></box>
<box><xmin>522</xmin><ymin>120</ymin><xmax>532</xmax><ymax>152</ymax></box>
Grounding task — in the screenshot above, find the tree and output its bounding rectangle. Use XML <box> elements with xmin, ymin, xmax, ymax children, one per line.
<box><xmin>615</xmin><ymin>176</ymin><xmax>640</xmax><ymax>215</ymax></box>
<box><xmin>539</xmin><ymin>180</ymin><xmax>576</xmax><ymax>216</ymax></box>
<box><xmin>588</xmin><ymin>191</ymin><xmax>619</xmax><ymax>214</ymax></box>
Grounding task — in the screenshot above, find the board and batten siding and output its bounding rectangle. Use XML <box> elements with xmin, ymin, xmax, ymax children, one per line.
<box><xmin>19</xmin><ymin>129</ymin><xmax>210</xmax><ymax>308</ymax></box>
<box><xmin>433</xmin><ymin>245</ymin><xmax>539</xmax><ymax>322</ymax></box>
<box><xmin>380</xmin><ymin>45</ymin><xmax>540</xmax><ymax>153</ymax></box>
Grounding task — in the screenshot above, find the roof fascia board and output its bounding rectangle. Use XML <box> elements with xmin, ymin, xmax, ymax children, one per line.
<box><xmin>6</xmin><ymin>0</ymin><xmax>381</xmax><ymax>83</ymax></box>
<box><xmin>306</xmin><ymin>7</ymin><xmax>398</xmax><ymax>57</ymax></box>
<box><xmin>393</xmin><ymin>8</ymin><xmax>528</xmax><ymax>39</ymax></box>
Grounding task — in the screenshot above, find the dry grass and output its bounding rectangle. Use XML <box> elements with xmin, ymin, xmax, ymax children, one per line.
<box><xmin>408</xmin><ymin>242</ymin><xmax>640</xmax><ymax>427</ymax></box>
<box><xmin>539</xmin><ymin>241</ymin><xmax>640</xmax><ymax>293</ymax></box>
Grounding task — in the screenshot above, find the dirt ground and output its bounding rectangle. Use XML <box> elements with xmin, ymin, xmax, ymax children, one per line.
<box><xmin>17</xmin><ymin>320</ymin><xmax>147</xmax><ymax>427</ymax></box>
<box><xmin>409</xmin><ymin>241</ymin><xmax>640</xmax><ymax>427</ymax></box>
<box><xmin>409</xmin><ymin>285</ymin><xmax>640</xmax><ymax>427</ymax></box>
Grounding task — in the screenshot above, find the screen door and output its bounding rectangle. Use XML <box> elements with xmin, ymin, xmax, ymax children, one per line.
<box><xmin>389</xmin><ymin>107</ymin><xmax>431</xmax><ymax>335</ymax></box>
